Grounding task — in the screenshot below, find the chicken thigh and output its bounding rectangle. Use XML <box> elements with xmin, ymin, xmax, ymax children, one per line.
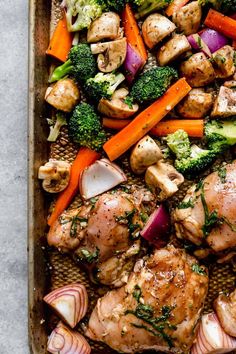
<box><xmin>86</xmin><ymin>245</ymin><xmax>208</xmax><ymax>353</ymax></box>
<box><xmin>48</xmin><ymin>187</ymin><xmax>155</xmax><ymax>286</ymax></box>
<box><xmin>173</xmin><ymin>161</ymin><xmax>236</xmax><ymax>252</ymax></box>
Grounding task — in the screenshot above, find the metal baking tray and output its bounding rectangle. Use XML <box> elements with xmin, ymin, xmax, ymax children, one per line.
<box><xmin>28</xmin><ymin>1</ymin><xmax>236</xmax><ymax>353</ymax></box>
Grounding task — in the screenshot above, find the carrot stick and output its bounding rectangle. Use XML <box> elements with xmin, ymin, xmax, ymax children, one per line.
<box><xmin>46</xmin><ymin>15</ymin><xmax>73</xmax><ymax>62</ymax></box>
<box><xmin>204</xmin><ymin>9</ymin><xmax>236</xmax><ymax>41</ymax></box>
<box><xmin>122</xmin><ymin>4</ymin><xmax>148</xmax><ymax>63</ymax></box>
<box><xmin>103</xmin><ymin>78</ymin><xmax>191</xmax><ymax>161</ymax></box>
<box><xmin>48</xmin><ymin>148</ymin><xmax>100</xmax><ymax>226</ymax></box>
<box><xmin>165</xmin><ymin>0</ymin><xmax>190</xmax><ymax>17</ymax></box>
<box><xmin>103</xmin><ymin>118</ymin><xmax>204</xmax><ymax>138</ymax></box>
<box><xmin>151</xmin><ymin>120</ymin><xmax>204</xmax><ymax>137</ymax></box>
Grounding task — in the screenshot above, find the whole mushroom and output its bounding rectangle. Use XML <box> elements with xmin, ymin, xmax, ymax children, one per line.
<box><xmin>130</xmin><ymin>136</ymin><xmax>163</xmax><ymax>175</ymax></box>
<box><xmin>38</xmin><ymin>160</ymin><xmax>71</xmax><ymax>193</ymax></box>
<box><xmin>45</xmin><ymin>78</ymin><xmax>80</xmax><ymax>112</ymax></box>
<box><xmin>87</xmin><ymin>12</ymin><xmax>122</xmax><ymax>43</ymax></box>
<box><xmin>90</xmin><ymin>38</ymin><xmax>127</xmax><ymax>73</ymax></box>
<box><xmin>142</xmin><ymin>14</ymin><xmax>176</xmax><ymax>49</ymax></box>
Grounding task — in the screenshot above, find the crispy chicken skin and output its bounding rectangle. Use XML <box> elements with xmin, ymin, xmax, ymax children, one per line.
<box><xmin>173</xmin><ymin>161</ymin><xmax>236</xmax><ymax>252</ymax></box>
<box><xmin>214</xmin><ymin>289</ymin><xmax>236</xmax><ymax>337</ymax></box>
<box><xmin>47</xmin><ymin>188</ymin><xmax>155</xmax><ymax>286</ymax></box>
<box><xmin>86</xmin><ymin>245</ymin><xmax>208</xmax><ymax>353</ymax></box>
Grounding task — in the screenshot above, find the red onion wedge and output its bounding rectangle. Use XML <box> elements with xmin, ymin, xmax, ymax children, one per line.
<box><xmin>200</xmin><ymin>29</ymin><xmax>228</xmax><ymax>53</ymax></box>
<box><xmin>43</xmin><ymin>283</ymin><xmax>88</xmax><ymax>328</ymax></box>
<box><xmin>191</xmin><ymin>313</ymin><xmax>236</xmax><ymax>354</ymax></box>
<box><xmin>47</xmin><ymin>322</ymin><xmax>91</xmax><ymax>354</ymax></box>
<box><xmin>124</xmin><ymin>43</ymin><xmax>145</xmax><ymax>84</ymax></box>
<box><xmin>187</xmin><ymin>33</ymin><xmax>212</xmax><ymax>57</ymax></box>
<box><xmin>140</xmin><ymin>205</ymin><xmax>170</xmax><ymax>248</ymax></box>
<box><xmin>79</xmin><ymin>158</ymin><xmax>127</xmax><ymax>200</ymax></box>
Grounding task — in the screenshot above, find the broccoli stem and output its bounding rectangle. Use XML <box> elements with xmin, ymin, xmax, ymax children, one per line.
<box><xmin>110</xmin><ymin>73</ymin><xmax>126</xmax><ymax>94</ymax></box>
<box><xmin>135</xmin><ymin>0</ymin><xmax>172</xmax><ymax>19</ymax></box>
<box><xmin>49</xmin><ymin>59</ymin><xmax>73</xmax><ymax>83</ymax></box>
<box><xmin>47</xmin><ymin>113</ymin><xmax>67</xmax><ymax>142</ymax></box>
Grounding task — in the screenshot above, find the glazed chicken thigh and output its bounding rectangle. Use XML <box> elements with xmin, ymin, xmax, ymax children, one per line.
<box><xmin>48</xmin><ymin>187</ymin><xmax>155</xmax><ymax>286</ymax></box>
<box><xmin>86</xmin><ymin>245</ymin><xmax>208</xmax><ymax>353</ymax></box>
<box><xmin>173</xmin><ymin>161</ymin><xmax>236</xmax><ymax>252</ymax></box>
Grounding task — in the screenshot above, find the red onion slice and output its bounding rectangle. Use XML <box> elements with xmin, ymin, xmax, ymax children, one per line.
<box><xmin>187</xmin><ymin>33</ymin><xmax>212</xmax><ymax>57</ymax></box>
<box><xmin>140</xmin><ymin>205</ymin><xmax>170</xmax><ymax>248</ymax></box>
<box><xmin>44</xmin><ymin>284</ymin><xmax>88</xmax><ymax>328</ymax></box>
<box><xmin>191</xmin><ymin>313</ymin><xmax>236</xmax><ymax>354</ymax></box>
<box><xmin>124</xmin><ymin>43</ymin><xmax>145</xmax><ymax>84</ymax></box>
<box><xmin>47</xmin><ymin>322</ymin><xmax>91</xmax><ymax>354</ymax></box>
<box><xmin>200</xmin><ymin>29</ymin><xmax>228</xmax><ymax>53</ymax></box>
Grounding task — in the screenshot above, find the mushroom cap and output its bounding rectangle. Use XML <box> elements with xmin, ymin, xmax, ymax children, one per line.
<box><xmin>130</xmin><ymin>136</ymin><xmax>163</xmax><ymax>175</ymax></box>
<box><xmin>142</xmin><ymin>14</ymin><xmax>176</xmax><ymax>49</ymax></box>
<box><xmin>87</xmin><ymin>12</ymin><xmax>121</xmax><ymax>43</ymax></box>
<box><xmin>45</xmin><ymin>78</ymin><xmax>80</xmax><ymax>112</ymax></box>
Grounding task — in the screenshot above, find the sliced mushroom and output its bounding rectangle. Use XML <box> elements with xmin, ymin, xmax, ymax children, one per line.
<box><xmin>90</xmin><ymin>38</ymin><xmax>127</xmax><ymax>73</ymax></box>
<box><xmin>130</xmin><ymin>136</ymin><xmax>163</xmax><ymax>175</ymax></box>
<box><xmin>172</xmin><ymin>1</ymin><xmax>202</xmax><ymax>36</ymax></box>
<box><xmin>87</xmin><ymin>12</ymin><xmax>121</xmax><ymax>43</ymax></box>
<box><xmin>177</xmin><ymin>88</ymin><xmax>213</xmax><ymax>118</ymax></box>
<box><xmin>157</xmin><ymin>34</ymin><xmax>191</xmax><ymax>67</ymax></box>
<box><xmin>211</xmin><ymin>86</ymin><xmax>236</xmax><ymax>117</ymax></box>
<box><xmin>212</xmin><ymin>45</ymin><xmax>236</xmax><ymax>79</ymax></box>
<box><xmin>224</xmin><ymin>80</ymin><xmax>236</xmax><ymax>88</ymax></box>
<box><xmin>145</xmin><ymin>160</ymin><xmax>184</xmax><ymax>200</ymax></box>
<box><xmin>142</xmin><ymin>14</ymin><xmax>176</xmax><ymax>49</ymax></box>
<box><xmin>45</xmin><ymin>78</ymin><xmax>80</xmax><ymax>112</ymax></box>
<box><xmin>38</xmin><ymin>160</ymin><xmax>71</xmax><ymax>193</ymax></box>
<box><xmin>98</xmin><ymin>88</ymin><xmax>139</xmax><ymax>118</ymax></box>
<box><xmin>180</xmin><ymin>53</ymin><xmax>215</xmax><ymax>87</ymax></box>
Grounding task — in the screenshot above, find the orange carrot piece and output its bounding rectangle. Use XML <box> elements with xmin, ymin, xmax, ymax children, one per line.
<box><xmin>151</xmin><ymin>120</ymin><xmax>204</xmax><ymax>138</ymax></box>
<box><xmin>46</xmin><ymin>15</ymin><xmax>73</xmax><ymax>62</ymax></box>
<box><xmin>122</xmin><ymin>4</ymin><xmax>148</xmax><ymax>63</ymax></box>
<box><xmin>165</xmin><ymin>0</ymin><xmax>190</xmax><ymax>16</ymax></box>
<box><xmin>48</xmin><ymin>148</ymin><xmax>100</xmax><ymax>226</ymax></box>
<box><xmin>103</xmin><ymin>78</ymin><xmax>191</xmax><ymax>161</ymax></box>
<box><xmin>103</xmin><ymin>118</ymin><xmax>204</xmax><ymax>138</ymax></box>
<box><xmin>103</xmin><ymin>118</ymin><xmax>131</xmax><ymax>130</ymax></box>
<box><xmin>204</xmin><ymin>9</ymin><xmax>236</xmax><ymax>41</ymax></box>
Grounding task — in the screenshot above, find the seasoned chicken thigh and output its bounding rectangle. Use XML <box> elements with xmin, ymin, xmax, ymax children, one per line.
<box><xmin>48</xmin><ymin>187</ymin><xmax>155</xmax><ymax>286</ymax></box>
<box><xmin>86</xmin><ymin>245</ymin><xmax>208</xmax><ymax>353</ymax></box>
<box><xmin>173</xmin><ymin>161</ymin><xmax>236</xmax><ymax>252</ymax></box>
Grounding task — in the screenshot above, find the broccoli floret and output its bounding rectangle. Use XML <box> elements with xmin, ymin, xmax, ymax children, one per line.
<box><xmin>198</xmin><ymin>0</ymin><xmax>236</xmax><ymax>14</ymax></box>
<box><xmin>96</xmin><ymin>0</ymin><xmax>127</xmax><ymax>12</ymax></box>
<box><xmin>175</xmin><ymin>145</ymin><xmax>217</xmax><ymax>177</ymax></box>
<box><xmin>49</xmin><ymin>44</ymin><xmax>96</xmax><ymax>84</ymax></box>
<box><xmin>205</xmin><ymin>120</ymin><xmax>236</xmax><ymax>152</ymax></box>
<box><xmin>63</xmin><ymin>0</ymin><xmax>103</xmax><ymax>32</ymax></box>
<box><xmin>47</xmin><ymin>112</ymin><xmax>67</xmax><ymax>142</ymax></box>
<box><xmin>68</xmin><ymin>103</ymin><xmax>106</xmax><ymax>151</ymax></box>
<box><xmin>133</xmin><ymin>0</ymin><xmax>173</xmax><ymax>19</ymax></box>
<box><xmin>84</xmin><ymin>72</ymin><xmax>125</xmax><ymax>101</ymax></box>
<box><xmin>166</xmin><ymin>130</ymin><xmax>191</xmax><ymax>160</ymax></box>
<box><xmin>130</xmin><ymin>67</ymin><xmax>178</xmax><ymax>104</ymax></box>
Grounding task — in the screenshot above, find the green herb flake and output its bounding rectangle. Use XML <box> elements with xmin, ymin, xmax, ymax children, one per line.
<box><xmin>191</xmin><ymin>263</ymin><xmax>207</xmax><ymax>276</ymax></box>
<box><xmin>178</xmin><ymin>198</ymin><xmax>195</xmax><ymax>209</ymax></box>
<box><xmin>78</xmin><ymin>248</ymin><xmax>99</xmax><ymax>263</ymax></box>
<box><xmin>218</xmin><ymin>166</ymin><xmax>227</xmax><ymax>183</ymax></box>
<box><xmin>124</xmin><ymin>96</ymin><xmax>134</xmax><ymax>109</ymax></box>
